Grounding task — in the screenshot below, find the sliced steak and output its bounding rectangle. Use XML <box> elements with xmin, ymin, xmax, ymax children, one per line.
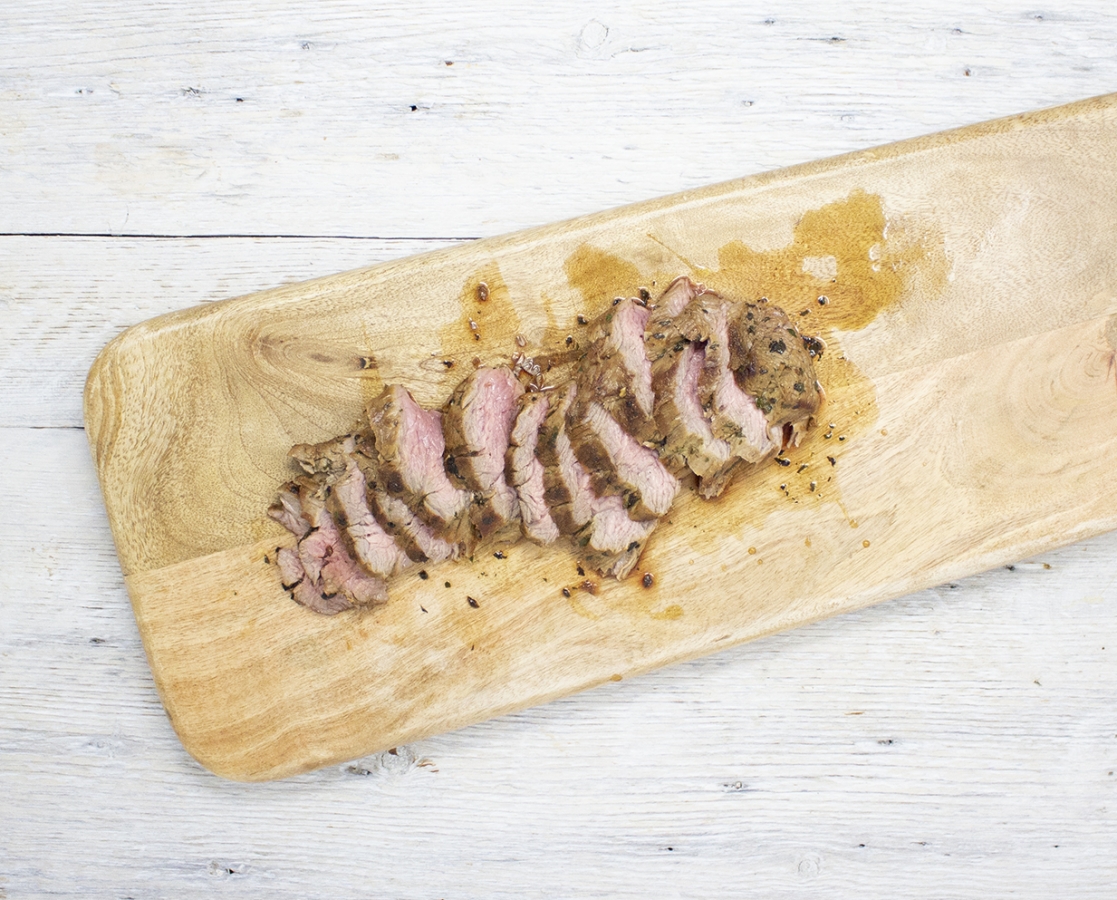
<box><xmin>652</xmin><ymin>340</ymin><xmax>739</xmax><ymax>497</ymax></box>
<box><xmin>288</xmin><ymin>434</ymin><xmax>413</xmax><ymax>578</ymax></box>
<box><xmin>275</xmin><ymin>546</ymin><xmax>348</xmax><ymax>615</ymax></box>
<box><xmin>574</xmin><ymin>297</ymin><xmax>656</xmax><ymax>439</ymax></box>
<box><xmin>331</xmin><ymin>451</ymin><xmax>413</xmax><ymax>578</ymax></box>
<box><xmin>268</xmin><ymin>478</ymin><xmax>387</xmax><ymax>614</ymax></box>
<box><xmin>668</xmin><ymin>294</ymin><xmax>779</xmax><ymax>464</ymax></box>
<box><xmin>367</xmin><ymin>384</ymin><xmax>472</xmax><ymax>544</ymax></box>
<box><xmin>368</xmin><ymin>488</ymin><xmax>459</xmax><ymax>565</ymax></box>
<box><xmin>643</xmin><ymin>276</ymin><xmax>718</xmax><ymax>366</ymax></box>
<box><xmin>645</xmin><ymin>278</ymin><xmax>754</xmax><ymax>495</ymax></box>
<box><xmin>288</xmin><ymin>434</ymin><xmax>352</xmax><ymax>481</ymax></box>
<box><xmin>567</xmin><ymin>398</ymin><xmax>678</xmax><ymax>521</ymax></box>
<box><xmin>536</xmin><ymin>383</ymin><xmax>595</xmax><ymax>535</ymax></box>
<box><xmin>443</xmin><ymin>366</ymin><xmax>525</xmax><ymax>541</ymax></box>
<box><xmin>268</xmin><ymin>486</ymin><xmax>310</xmax><ymax>540</ymax></box>
<box><xmin>536</xmin><ymin>384</ymin><xmax>656</xmax><ymax>576</ymax></box>
<box><xmin>506</xmin><ymin>391</ymin><xmax>560</xmax><ymax>545</ymax></box>
<box><xmin>729</xmin><ymin>301</ymin><xmax>825</xmax><ymax>447</ymax></box>
<box><xmin>297</xmin><ymin>481</ymin><xmax>389</xmax><ymax>608</ymax></box>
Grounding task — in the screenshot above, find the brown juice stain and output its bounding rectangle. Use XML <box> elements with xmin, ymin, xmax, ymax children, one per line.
<box><xmin>564</xmin><ymin>246</ymin><xmax>645</xmax><ymax>310</ymax></box>
<box><xmin>439</xmin><ymin>261</ymin><xmax>523</xmax><ymax>367</ymax></box>
<box><xmin>693</xmin><ymin>189</ymin><xmax>945</xmax><ymax>334</ymax></box>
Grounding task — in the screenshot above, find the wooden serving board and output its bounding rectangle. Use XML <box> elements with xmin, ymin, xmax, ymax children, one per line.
<box><xmin>86</xmin><ymin>94</ymin><xmax>1117</xmax><ymax>781</ymax></box>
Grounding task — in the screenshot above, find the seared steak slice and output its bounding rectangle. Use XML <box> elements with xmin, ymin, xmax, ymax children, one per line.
<box><xmin>536</xmin><ymin>384</ymin><xmax>595</xmax><ymax>534</ymax></box>
<box><xmin>507</xmin><ymin>392</ymin><xmax>560</xmax><ymax>545</ymax></box>
<box><xmin>443</xmin><ymin>366</ymin><xmax>525</xmax><ymax>541</ymax></box>
<box><xmin>566</xmin><ymin>398</ymin><xmax>678</xmax><ymax>521</ymax></box>
<box><xmin>288</xmin><ymin>434</ymin><xmax>413</xmax><ymax>578</ymax></box>
<box><xmin>288</xmin><ymin>434</ymin><xmax>352</xmax><ymax>481</ymax></box>
<box><xmin>368</xmin><ymin>488</ymin><xmax>458</xmax><ymax>564</ymax></box>
<box><xmin>367</xmin><ymin>384</ymin><xmax>472</xmax><ymax>543</ymax></box>
<box><xmin>536</xmin><ymin>384</ymin><xmax>656</xmax><ymax>576</ymax></box>
<box><xmin>268</xmin><ymin>487</ymin><xmax>310</xmax><ymax>540</ymax></box>
<box><xmin>644</xmin><ymin>278</ymin><xmax>752</xmax><ymax>495</ymax></box>
<box><xmin>574</xmin><ymin>297</ymin><xmax>656</xmax><ymax>439</ymax></box>
<box><xmin>652</xmin><ymin>340</ymin><xmax>738</xmax><ymax>497</ymax></box>
<box><xmin>298</xmin><ymin>485</ymin><xmax>388</xmax><ymax>608</ymax></box>
<box><xmin>657</xmin><ymin>275</ymin><xmax>709</xmax><ymax>318</ymax></box>
<box><xmin>671</xmin><ymin>294</ymin><xmax>778</xmax><ymax>464</ymax></box>
<box><xmin>729</xmin><ymin>302</ymin><xmax>825</xmax><ymax>447</ymax></box>
<box><xmin>643</xmin><ymin>276</ymin><xmax>718</xmax><ymax>366</ymax></box>
<box><xmin>331</xmin><ymin>451</ymin><xmax>413</xmax><ymax>578</ymax></box>
<box><xmin>275</xmin><ymin>547</ymin><xmax>349</xmax><ymax>615</ymax></box>
<box><xmin>268</xmin><ymin>478</ymin><xmax>387</xmax><ymax>613</ymax></box>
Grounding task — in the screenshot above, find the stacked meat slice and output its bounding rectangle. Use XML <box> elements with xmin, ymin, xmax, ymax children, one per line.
<box><xmin>269</xmin><ymin>276</ymin><xmax>824</xmax><ymax>614</ymax></box>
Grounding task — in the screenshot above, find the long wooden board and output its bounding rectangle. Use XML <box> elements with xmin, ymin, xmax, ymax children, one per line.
<box><xmin>86</xmin><ymin>94</ymin><xmax>1117</xmax><ymax>781</ymax></box>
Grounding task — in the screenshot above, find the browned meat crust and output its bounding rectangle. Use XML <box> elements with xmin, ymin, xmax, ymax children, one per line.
<box><xmin>728</xmin><ymin>301</ymin><xmax>825</xmax><ymax>447</ymax></box>
<box><xmin>572</xmin><ymin>297</ymin><xmax>657</xmax><ymax>440</ymax></box>
<box><xmin>566</xmin><ymin>396</ymin><xmax>678</xmax><ymax>521</ymax></box>
<box><xmin>507</xmin><ymin>392</ymin><xmax>561</xmax><ymax>545</ymax></box>
<box><xmin>367</xmin><ymin>384</ymin><xmax>473</xmax><ymax>546</ymax></box>
<box><xmin>443</xmin><ymin>367</ymin><xmax>525</xmax><ymax>542</ymax></box>
<box><xmin>268</xmin><ymin>477</ymin><xmax>388</xmax><ymax>615</ymax></box>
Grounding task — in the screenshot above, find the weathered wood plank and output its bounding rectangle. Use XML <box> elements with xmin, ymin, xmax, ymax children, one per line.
<box><xmin>2</xmin><ymin>2</ymin><xmax>1116</xmax><ymax>236</ymax></box>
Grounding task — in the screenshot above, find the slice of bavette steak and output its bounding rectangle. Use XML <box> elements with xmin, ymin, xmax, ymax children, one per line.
<box><xmin>577</xmin><ymin>494</ymin><xmax>656</xmax><ymax>579</ymax></box>
<box><xmin>652</xmin><ymin>340</ymin><xmax>739</xmax><ymax>497</ymax></box>
<box><xmin>643</xmin><ymin>275</ymin><xmax>719</xmax><ymax>368</ymax></box>
<box><xmin>536</xmin><ymin>384</ymin><xmax>656</xmax><ymax>576</ymax></box>
<box><xmin>274</xmin><ymin>546</ymin><xmax>349</xmax><ymax>615</ymax></box>
<box><xmin>268</xmin><ymin>478</ymin><xmax>387</xmax><ymax>614</ymax></box>
<box><xmin>566</xmin><ymin>398</ymin><xmax>678</xmax><ymax>521</ymax></box>
<box><xmin>443</xmin><ymin>366</ymin><xmax>525</xmax><ymax>541</ymax></box>
<box><xmin>331</xmin><ymin>450</ymin><xmax>414</xmax><ymax>578</ymax></box>
<box><xmin>536</xmin><ymin>383</ymin><xmax>595</xmax><ymax>534</ymax></box>
<box><xmin>574</xmin><ymin>297</ymin><xmax>656</xmax><ymax>439</ymax></box>
<box><xmin>289</xmin><ymin>434</ymin><xmax>413</xmax><ymax>578</ymax></box>
<box><xmin>728</xmin><ymin>301</ymin><xmax>825</xmax><ymax>448</ymax></box>
<box><xmin>658</xmin><ymin>275</ymin><xmax>710</xmax><ymax>318</ymax></box>
<box><xmin>644</xmin><ymin>278</ymin><xmax>764</xmax><ymax>495</ymax></box>
<box><xmin>268</xmin><ymin>486</ymin><xmax>311</xmax><ymax>540</ymax></box>
<box><xmin>672</xmin><ymin>294</ymin><xmax>779</xmax><ymax>465</ymax></box>
<box><xmin>367</xmin><ymin>384</ymin><xmax>473</xmax><ymax>545</ymax></box>
<box><xmin>296</xmin><ymin>480</ymin><xmax>389</xmax><ymax>608</ymax></box>
<box><xmin>344</xmin><ymin>435</ymin><xmax>460</xmax><ymax>565</ymax></box>
<box><xmin>368</xmin><ymin>488</ymin><xmax>459</xmax><ymax>565</ymax></box>
<box><xmin>507</xmin><ymin>391</ymin><xmax>560</xmax><ymax>545</ymax></box>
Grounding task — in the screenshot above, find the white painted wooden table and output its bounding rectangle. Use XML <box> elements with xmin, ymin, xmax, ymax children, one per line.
<box><xmin>3</xmin><ymin>2</ymin><xmax>1116</xmax><ymax>896</ymax></box>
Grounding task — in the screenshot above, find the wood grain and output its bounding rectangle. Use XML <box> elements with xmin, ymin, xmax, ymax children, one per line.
<box><xmin>84</xmin><ymin>94</ymin><xmax>1117</xmax><ymax>779</ymax></box>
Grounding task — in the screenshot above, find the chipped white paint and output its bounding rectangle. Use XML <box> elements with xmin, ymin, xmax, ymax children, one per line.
<box><xmin>2</xmin><ymin>1</ymin><xmax>1116</xmax><ymax>896</ymax></box>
